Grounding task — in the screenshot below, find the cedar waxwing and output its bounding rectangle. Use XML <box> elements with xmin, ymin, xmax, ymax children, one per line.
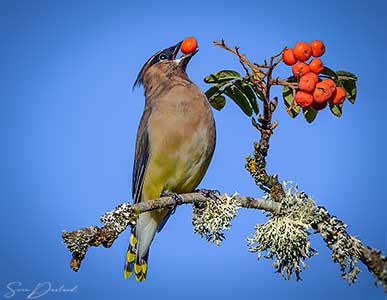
<box><xmin>124</xmin><ymin>40</ymin><xmax>216</xmax><ymax>281</ymax></box>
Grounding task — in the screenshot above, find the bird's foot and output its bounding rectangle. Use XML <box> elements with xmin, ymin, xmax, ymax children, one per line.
<box><xmin>161</xmin><ymin>190</ymin><xmax>184</xmax><ymax>215</ymax></box>
<box><xmin>195</xmin><ymin>188</ymin><xmax>221</xmax><ymax>201</ymax></box>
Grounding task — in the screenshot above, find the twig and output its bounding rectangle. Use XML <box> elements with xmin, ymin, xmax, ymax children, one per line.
<box><xmin>215</xmin><ymin>39</ymin><xmax>285</xmax><ymax>200</ymax></box>
<box><xmin>271</xmin><ymin>77</ymin><xmax>298</xmax><ymax>88</ymax></box>
<box><xmin>213</xmin><ymin>39</ymin><xmax>266</xmax><ymax>85</ymax></box>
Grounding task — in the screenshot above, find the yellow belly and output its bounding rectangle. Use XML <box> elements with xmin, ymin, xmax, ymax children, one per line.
<box><xmin>141</xmin><ymin>139</ymin><xmax>210</xmax><ymax>201</ymax></box>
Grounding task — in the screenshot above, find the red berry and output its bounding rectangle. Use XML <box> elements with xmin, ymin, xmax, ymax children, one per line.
<box><xmin>295</xmin><ymin>91</ymin><xmax>314</xmax><ymax>107</ymax></box>
<box><xmin>282</xmin><ymin>48</ymin><xmax>297</xmax><ymax>66</ymax></box>
<box><xmin>293</xmin><ymin>42</ymin><xmax>312</xmax><ymax>62</ymax></box>
<box><xmin>309</xmin><ymin>58</ymin><xmax>324</xmax><ymax>74</ymax></box>
<box><xmin>310</xmin><ymin>40</ymin><xmax>326</xmax><ymax>57</ymax></box>
<box><xmin>313</xmin><ymin>82</ymin><xmax>332</xmax><ymax>104</ymax></box>
<box><xmin>322</xmin><ymin>78</ymin><xmax>336</xmax><ymax>93</ymax></box>
<box><xmin>329</xmin><ymin>87</ymin><xmax>346</xmax><ymax>105</ymax></box>
<box><xmin>299</xmin><ymin>74</ymin><xmax>317</xmax><ymax>93</ymax></box>
<box><xmin>181</xmin><ymin>37</ymin><xmax>198</xmax><ymax>54</ymax></box>
<box><xmin>292</xmin><ymin>63</ymin><xmax>310</xmax><ymax>78</ymax></box>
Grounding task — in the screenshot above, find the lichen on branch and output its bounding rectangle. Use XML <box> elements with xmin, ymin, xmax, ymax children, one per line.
<box><xmin>192</xmin><ymin>193</ymin><xmax>240</xmax><ymax>245</ymax></box>
<box><xmin>314</xmin><ymin>206</ymin><xmax>362</xmax><ymax>284</ymax></box>
<box><xmin>62</xmin><ymin>192</ymin><xmax>277</xmax><ymax>272</ymax></box>
<box><xmin>247</xmin><ymin>182</ymin><xmax>317</xmax><ymax>281</ymax></box>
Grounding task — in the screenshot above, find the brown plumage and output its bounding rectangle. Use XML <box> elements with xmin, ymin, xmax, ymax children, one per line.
<box><xmin>125</xmin><ymin>41</ymin><xmax>216</xmax><ymax>281</ymax></box>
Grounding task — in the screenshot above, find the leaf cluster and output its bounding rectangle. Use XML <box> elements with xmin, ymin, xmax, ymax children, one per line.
<box><xmin>204</xmin><ymin>70</ymin><xmax>260</xmax><ymax>116</ymax></box>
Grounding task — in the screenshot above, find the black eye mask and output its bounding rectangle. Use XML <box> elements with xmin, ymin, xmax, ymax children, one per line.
<box><xmin>133</xmin><ymin>42</ymin><xmax>182</xmax><ymax>89</ymax></box>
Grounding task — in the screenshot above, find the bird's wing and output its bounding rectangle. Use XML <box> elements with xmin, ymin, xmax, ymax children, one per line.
<box><xmin>132</xmin><ymin>107</ymin><xmax>151</xmax><ymax>204</ymax></box>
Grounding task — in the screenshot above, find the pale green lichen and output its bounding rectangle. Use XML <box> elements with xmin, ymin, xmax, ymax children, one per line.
<box><xmin>192</xmin><ymin>193</ymin><xmax>240</xmax><ymax>246</ymax></box>
<box><xmin>247</xmin><ymin>182</ymin><xmax>317</xmax><ymax>280</ymax></box>
<box><xmin>247</xmin><ymin>181</ymin><xmax>365</xmax><ymax>284</ymax></box>
<box><xmin>315</xmin><ymin>205</ymin><xmax>362</xmax><ymax>284</ymax></box>
<box><xmin>100</xmin><ymin>202</ymin><xmax>138</xmax><ymax>234</ymax></box>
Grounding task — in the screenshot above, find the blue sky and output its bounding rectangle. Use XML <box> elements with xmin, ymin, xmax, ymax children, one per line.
<box><xmin>1</xmin><ymin>0</ymin><xmax>386</xmax><ymax>299</ymax></box>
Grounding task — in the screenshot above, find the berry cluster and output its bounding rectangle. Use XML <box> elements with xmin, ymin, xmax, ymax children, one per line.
<box><xmin>282</xmin><ymin>40</ymin><xmax>347</xmax><ymax>110</ymax></box>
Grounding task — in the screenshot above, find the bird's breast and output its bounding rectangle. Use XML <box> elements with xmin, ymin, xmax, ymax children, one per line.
<box><xmin>142</xmin><ymin>86</ymin><xmax>215</xmax><ymax>197</ymax></box>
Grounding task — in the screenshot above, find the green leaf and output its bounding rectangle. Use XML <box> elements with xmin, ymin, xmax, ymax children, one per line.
<box><xmin>303</xmin><ymin>107</ymin><xmax>318</xmax><ymax>123</ymax></box>
<box><xmin>246</xmin><ymin>80</ymin><xmax>265</xmax><ymax>101</ymax></box>
<box><xmin>341</xmin><ymin>79</ymin><xmax>357</xmax><ymax>104</ymax></box>
<box><xmin>209</xmin><ymin>95</ymin><xmax>226</xmax><ymax>111</ymax></box>
<box><xmin>204</xmin><ymin>82</ymin><xmax>233</xmax><ymax>111</ymax></box>
<box><xmin>336</xmin><ymin>70</ymin><xmax>357</xmax><ymax>81</ymax></box>
<box><xmin>321</xmin><ymin>66</ymin><xmax>337</xmax><ymax>79</ymax></box>
<box><xmin>286</xmin><ymin>76</ymin><xmax>298</xmax><ymax>83</ymax></box>
<box><xmin>205</xmin><ymin>85</ymin><xmax>221</xmax><ymax>100</ymax></box>
<box><xmin>204</xmin><ymin>70</ymin><xmax>241</xmax><ymax>84</ymax></box>
<box><xmin>236</xmin><ymin>82</ymin><xmax>259</xmax><ymax>114</ymax></box>
<box><xmin>282</xmin><ymin>85</ymin><xmax>300</xmax><ymax>118</ymax></box>
<box><xmin>329</xmin><ymin>101</ymin><xmax>342</xmax><ymax>117</ymax></box>
<box><xmin>224</xmin><ymin>85</ymin><xmax>253</xmax><ymax>116</ymax></box>
<box><xmin>334</xmin><ymin>70</ymin><xmax>357</xmax><ymax>104</ymax></box>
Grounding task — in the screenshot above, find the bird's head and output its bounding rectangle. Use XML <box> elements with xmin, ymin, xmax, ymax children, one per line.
<box><xmin>133</xmin><ymin>40</ymin><xmax>199</xmax><ymax>89</ymax></box>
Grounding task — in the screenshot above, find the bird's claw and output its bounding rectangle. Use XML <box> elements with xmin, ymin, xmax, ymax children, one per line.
<box><xmin>161</xmin><ymin>190</ymin><xmax>184</xmax><ymax>215</ymax></box>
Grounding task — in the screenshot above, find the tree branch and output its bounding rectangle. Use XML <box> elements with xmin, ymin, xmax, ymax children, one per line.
<box><xmin>62</xmin><ymin>190</ymin><xmax>387</xmax><ymax>290</ymax></box>
<box><xmin>62</xmin><ymin>192</ymin><xmax>277</xmax><ymax>272</ymax></box>
<box><xmin>313</xmin><ymin>206</ymin><xmax>387</xmax><ymax>290</ymax></box>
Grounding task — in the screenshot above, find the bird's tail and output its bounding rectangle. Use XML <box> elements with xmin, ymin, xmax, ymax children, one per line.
<box><xmin>124</xmin><ymin>213</ymin><xmax>157</xmax><ymax>281</ymax></box>
<box><xmin>124</xmin><ymin>227</ymin><xmax>139</xmax><ymax>279</ymax></box>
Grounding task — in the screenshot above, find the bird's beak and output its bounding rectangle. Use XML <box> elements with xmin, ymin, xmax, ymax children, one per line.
<box><xmin>172</xmin><ymin>41</ymin><xmax>183</xmax><ymax>60</ymax></box>
<box><xmin>176</xmin><ymin>48</ymin><xmax>199</xmax><ymax>69</ymax></box>
<box><xmin>168</xmin><ymin>40</ymin><xmax>199</xmax><ymax>69</ymax></box>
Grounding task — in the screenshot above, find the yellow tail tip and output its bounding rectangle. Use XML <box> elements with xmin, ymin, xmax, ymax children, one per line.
<box><xmin>134</xmin><ymin>263</ymin><xmax>147</xmax><ymax>281</ymax></box>
<box><xmin>124</xmin><ymin>269</ymin><xmax>132</xmax><ymax>280</ymax></box>
<box><xmin>135</xmin><ymin>274</ymin><xmax>146</xmax><ymax>282</ymax></box>
<box><xmin>126</xmin><ymin>251</ymin><xmax>136</xmax><ymax>263</ymax></box>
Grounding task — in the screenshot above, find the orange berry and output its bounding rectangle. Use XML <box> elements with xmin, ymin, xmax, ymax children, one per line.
<box><xmin>309</xmin><ymin>58</ymin><xmax>324</xmax><ymax>74</ymax></box>
<box><xmin>322</xmin><ymin>78</ymin><xmax>336</xmax><ymax>93</ymax></box>
<box><xmin>295</xmin><ymin>91</ymin><xmax>313</xmax><ymax>108</ymax></box>
<box><xmin>282</xmin><ymin>48</ymin><xmax>297</xmax><ymax>66</ymax></box>
<box><xmin>293</xmin><ymin>42</ymin><xmax>312</xmax><ymax>62</ymax></box>
<box><xmin>304</xmin><ymin>72</ymin><xmax>319</xmax><ymax>83</ymax></box>
<box><xmin>311</xmin><ymin>100</ymin><xmax>327</xmax><ymax>111</ymax></box>
<box><xmin>310</xmin><ymin>40</ymin><xmax>325</xmax><ymax>57</ymax></box>
<box><xmin>313</xmin><ymin>82</ymin><xmax>333</xmax><ymax>104</ymax></box>
<box><xmin>299</xmin><ymin>74</ymin><xmax>317</xmax><ymax>93</ymax></box>
<box><xmin>329</xmin><ymin>87</ymin><xmax>346</xmax><ymax>105</ymax></box>
<box><xmin>180</xmin><ymin>37</ymin><xmax>198</xmax><ymax>54</ymax></box>
<box><xmin>292</xmin><ymin>62</ymin><xmax>310</xmax><ymax>78</ymax></box>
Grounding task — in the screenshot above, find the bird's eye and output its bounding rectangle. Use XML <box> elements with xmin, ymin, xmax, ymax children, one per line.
<box><xmin>159</xmin><ymin>53</ymin><xmax>168</xmax><ymax>60</ymax></box>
